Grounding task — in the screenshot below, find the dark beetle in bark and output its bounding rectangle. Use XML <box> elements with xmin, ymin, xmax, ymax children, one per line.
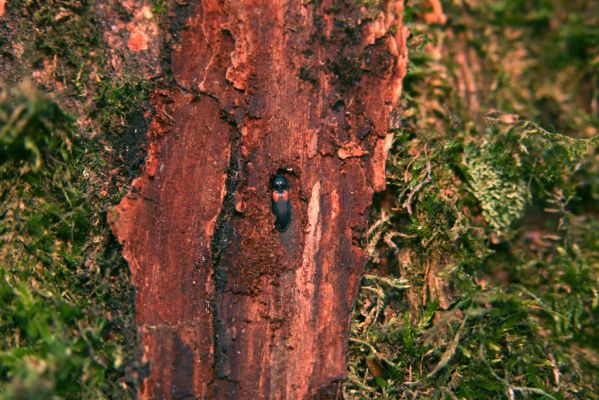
<box><xmin>270</xmin><ymin>175</ymin><xmax>291</xmax><ymax>232</ymax></box>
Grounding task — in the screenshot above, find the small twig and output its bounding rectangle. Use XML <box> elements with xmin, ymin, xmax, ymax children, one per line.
<box><xmin>548</xmin><ymin>352</ymin><xmax>560</xmax><ymax>387</ymax></box>
<box><xmin>428</xmin><ymin>315</ymin><xmax>467</xmax><ymax>377</ymax></box>
<box><xmin>480</xmin><ymin>346</ymin><xmax>558</xmax><ymax>400</ymax></box>
<box><xmin>349</xmin><ymin>337</ymin><xmax>378</xmax><ymax>355</ymax></box>
<box><xmin>403</xmin><ymin>159</ymin><xmax>432</xmax><ymax>214</ymax></box>
<box><xmin>511</xmin><ymin>386</ymin><xmax>557</xmax><ymax>400</ymax></box>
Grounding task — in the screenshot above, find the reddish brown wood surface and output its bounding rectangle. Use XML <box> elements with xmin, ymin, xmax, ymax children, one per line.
<box><xmin>111</xmin><ymin>1</ymin><xmax>407</xmax><ymax>398</ymax></box>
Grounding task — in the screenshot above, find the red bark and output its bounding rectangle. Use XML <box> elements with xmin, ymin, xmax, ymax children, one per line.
<box><xmin>110</xmin><ymin>1</ymin><xmax>408</xmax><ymax>398</ymax></box>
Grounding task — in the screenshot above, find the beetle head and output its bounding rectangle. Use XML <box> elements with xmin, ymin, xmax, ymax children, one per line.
<box><xmin>271</xmin><ymin>175</ymin><xmax>289</xmax><ymax>191</ymax></box>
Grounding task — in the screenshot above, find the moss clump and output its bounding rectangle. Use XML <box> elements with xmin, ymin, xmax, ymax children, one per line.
<box><xmin>0</xmin><ymin>0</ymin><xmax>167</xmax><ymax>397</ymax></box>
<box><xmin>0</xmin><ymin>81</ymin><xmax>73</xmax><ymax>174</ymax></box>
<box><xmin>346</xmin><ymin>0</ymin><xmax>599</xmax><ymax>398</ymax></box>
<box><xmin>1</xmin><ymin>1</ymin><xmax>158</xmax><ymax>397</ymax></box>
<box><xmin>93</xmin><ymin>77</ymin><xmax>152</xmax><ymax>134</ymax></box>
<box><xmin>0</xmin><ymin>82</ymin><xmax>136</xmax><ymax>399</ymax></box>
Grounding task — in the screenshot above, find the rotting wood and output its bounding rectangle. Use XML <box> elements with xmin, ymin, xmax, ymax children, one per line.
<box><xmin>110</xmin><ymin>1</ymin><xmax>408</xmax><ymax>398</ymax></box>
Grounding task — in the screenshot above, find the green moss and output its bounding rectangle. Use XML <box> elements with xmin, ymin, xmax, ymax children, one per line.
<box><xmin>346</xmin><ymin>0</ymin><xmax>599</xmax><ymax>398</ymax></box>
<box><xmin>0</xmin><ymin>4</ymin><xmax>152</xmax><ymax>398</ymax></box>
<box><xmin>0</xmin><ymin>81</ymin><xmax>73</xmax><ymax>174</ymax></box>
<box><xmin>0</xmin><ymin>82</ymin><xmax>135</xmax><ymax>399</ymax></box>
<box><xmin>151</xmin><ymin>0</ymin><xmax>169</xmax><ymax>16</ymax></box>
<box><xmin>94</xmin><ymin>77</ymin><xmax>152</xmax><ymax>134</ymax></box>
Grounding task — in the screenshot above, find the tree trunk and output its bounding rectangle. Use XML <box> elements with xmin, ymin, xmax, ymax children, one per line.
<box><xmin>110</xmin><ymin>1</ymin><xmax>407</xmax><ymax>398</ymax></box>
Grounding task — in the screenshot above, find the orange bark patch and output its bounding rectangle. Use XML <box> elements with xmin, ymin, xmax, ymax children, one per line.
<box><xmin>128</xmin><ymin>30</ymin><xmax>148</xmax><ymax>52</ymax></box>
<box><xmin>337</xmin><ymin>144</ymin><xmax>367</xmax><ymax>159</ymax></box>
<box><xmin>97</xmin><ymin>1</ymin><xmax>160</xmax><ymax>78</ymax></box>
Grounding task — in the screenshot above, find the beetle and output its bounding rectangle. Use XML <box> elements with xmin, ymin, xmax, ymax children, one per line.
<box><xmin>270</xmin><ymin>175</ymin><xmax>291</xmax><ymax>232</ymax></box>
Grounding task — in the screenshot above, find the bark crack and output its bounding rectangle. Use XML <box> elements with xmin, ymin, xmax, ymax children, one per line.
<box><xmin>209</xmin><ymin>110</ymin><xmax>241</xmax><ymax>382</ymax></box>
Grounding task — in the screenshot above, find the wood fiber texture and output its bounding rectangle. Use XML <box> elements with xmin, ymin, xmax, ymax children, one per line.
<box><xmin>111</xmin><ymin>1</ymin><xmax>408</xmax><ymax>398</ymax></box>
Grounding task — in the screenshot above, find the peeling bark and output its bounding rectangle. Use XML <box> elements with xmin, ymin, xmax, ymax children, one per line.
<box><xmin>110</xmin><ymin>1</ymin><xmax>408</xmax><ymax>398</ymax></box>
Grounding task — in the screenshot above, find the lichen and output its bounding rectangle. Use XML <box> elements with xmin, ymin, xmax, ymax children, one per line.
<box><xmin>463</xmin><ymin>141</ymin><xmax>527</xmax><ymax>235</ymax></box>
